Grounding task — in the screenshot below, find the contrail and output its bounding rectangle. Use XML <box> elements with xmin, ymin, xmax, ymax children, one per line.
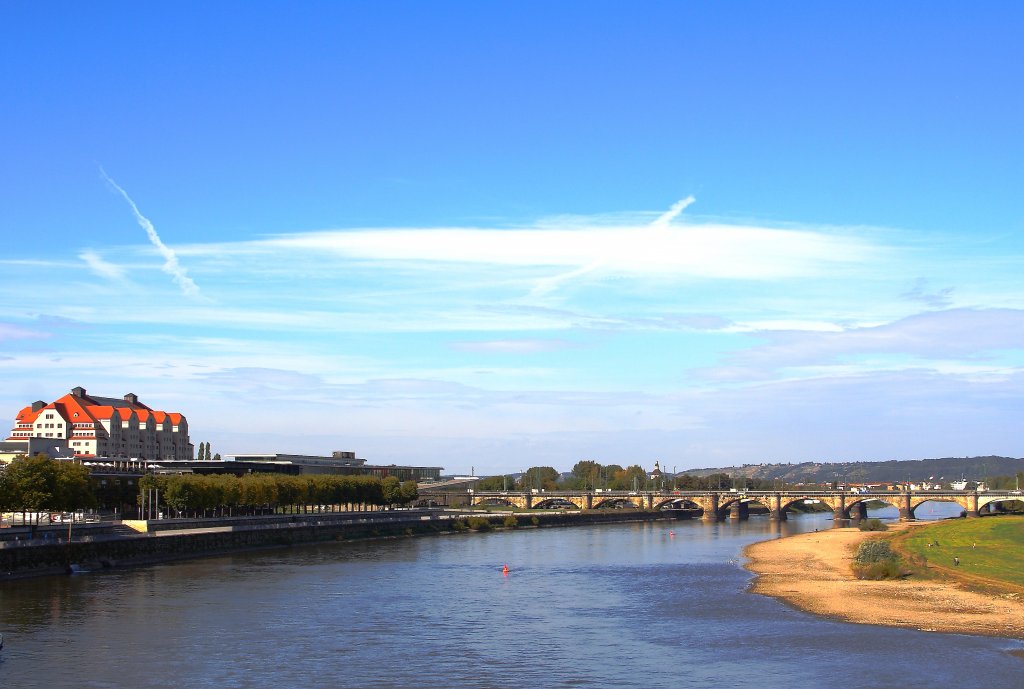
<box><xmin>100</xmin><ymin>168</ymin><xmax>201</xmax><ymax>298</ymax></box>
<box><xmin>530</xmin><ymin>197</ymin><xmax>696</xmax><ymax>297</ymax></box>
<box><xmin>650</xmin><ymin>195</ymin><xmax>696</xmax><ymax>229</ymax></box>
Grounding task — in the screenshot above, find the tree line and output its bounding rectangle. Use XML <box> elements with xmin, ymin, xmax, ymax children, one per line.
<box><xmin>475</xmin><ymin>460</ymin><xmax>791</xmax><ymax>492</ymax></box>
<box><xmin>0</xmin><ymin>454</ymin><xmax>95</xmax><ymax>523</ymax></box>
<box><xmin>139</xmin><ymin>472</ymin><xmax>419</xmax><ymax>517</ymax></box>
<box><xmin>0</xmin><ymin>455</ymin><xmax>419</xmax><ymax>520</ymax></box>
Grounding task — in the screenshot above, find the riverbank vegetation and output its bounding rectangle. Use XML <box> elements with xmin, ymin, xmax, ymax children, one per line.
<box><xmin>138</xmin><ymin>472</ymin><xmax>419</xmax><ymax>517</ymax></box>
<box><xmin>475</xmin><ymin>460</ymin><xmax>789</xmax><ymax>493</ymax></box>
<box><xmin>858</xmin><ymin>518</ymin><xmax>888</xmax><ymax>532</ymax></box>
<box><xmin>894</xmin><ymin>516</ymin><xmax>1024</xmax><ymax>591</ymax></box>
<box><xmin>0</xmin><ymin>454</ymin><xmax>95</xmax><ymax>523</ymax></box>
<box><xmin>1</xmin><ymin>455</ymin><xmax>419</xmax><ymax>520</ymax></box>
<box><xmin>852</xmin><ymin>538</ymin><xmax>903</xmax><ymax>580</ymax></box>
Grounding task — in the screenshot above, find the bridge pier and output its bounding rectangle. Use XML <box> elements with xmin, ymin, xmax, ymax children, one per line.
<box><xmin>769</xmin><ymin>494</ymin><xmax>787</xmax><ymax>521</ymax></box>
<box><xmin>967</xmin><ymin>493</ymin><xmax>980</xmax><ymax>518</ymax></box>
<box><xmin>851</xmin><ymin>502</ymin><xmax>869</xmax><ymax>520</ymax></box>
<box><xmin>898</xmin><ymin>493</ymin><xmax>914</xmax><ymax>521</ymax></box>
<box><xmin>729</xmin><ymin>502</ymin><xmax>749</xmax><ymax>520</ymax></box>
<box><xmin>699</xmin><ymin>494</ymin><xmax>721</xmax><ymax>521</ymax></box>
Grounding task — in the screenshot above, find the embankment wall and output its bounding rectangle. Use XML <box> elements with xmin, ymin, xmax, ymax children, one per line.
<box><xmin>0</xmin><ymin>509</ymin><xmax>682</xmax><ymax>581</ymax></box>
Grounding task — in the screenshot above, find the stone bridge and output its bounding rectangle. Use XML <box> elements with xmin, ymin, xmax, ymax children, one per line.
<box><xmin>467</xmin><ymin>489</ymin><xmax>1023</xmax><ymax>521</ymax></box>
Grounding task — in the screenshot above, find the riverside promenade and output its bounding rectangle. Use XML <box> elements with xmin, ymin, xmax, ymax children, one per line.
<box><xmin>0</xmin><ymin>507</ymin><xmax>676</xmax><ymax>580</ymax></box>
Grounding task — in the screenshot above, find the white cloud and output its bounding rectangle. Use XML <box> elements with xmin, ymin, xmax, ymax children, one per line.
<box><xmin>79</xmin><ymin>250</ymin><xmax>126</xmax><ymax>281</ymax></box>
<box><xmin>255</xmin><ymin>216</ymin><xmax>882</xmax><ymax>281</ymax></box>
<box><xmin>708</xmin><ymin>308</ymin><xmax>1024</xmax><ymax>376</ymax></box>
<box><xmin>0</xmin><ymin>322</ymin><xmax>49</xmax><ymax>341</ymax></box>
<box><xmin>450</xmin><ymin>338</ymin><xmax>580</xmax><ymax>354</ymax></box>
<box><xmin>902</xmin><ymin>278</ymin><xmax>954</xmax><ymax>308</ymax></box>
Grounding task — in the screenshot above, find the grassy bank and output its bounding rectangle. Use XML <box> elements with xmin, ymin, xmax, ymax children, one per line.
<box><xmin>893</xmin><ymin>516</ymin><xmax>1024</xmax><ymax>591</ymax></box>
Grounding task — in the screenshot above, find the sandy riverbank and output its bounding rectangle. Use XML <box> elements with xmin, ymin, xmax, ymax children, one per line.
<box><xmin>744</xmin><ymin>523</ymin><xmax>1024</xmax><ymax>639</ymax></box>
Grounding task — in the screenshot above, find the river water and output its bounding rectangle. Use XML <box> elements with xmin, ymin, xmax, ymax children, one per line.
<box><xmin>1</xmin><ymin>509</ymin><xmax>1021</xmax><ymax>688</ymax></box>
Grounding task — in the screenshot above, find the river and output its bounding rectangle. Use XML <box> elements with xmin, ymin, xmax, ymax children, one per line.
<box><xmin>1</xmin><ymin>509</ymin><xmax>1021</xmax><ymax>688</ymax></box>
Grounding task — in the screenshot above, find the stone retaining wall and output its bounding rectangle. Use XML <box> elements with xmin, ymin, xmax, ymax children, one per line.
<box><xmin>0</xmin><ymin>509</ymin><xmax>680</xmax><ymax>581</ymax></box>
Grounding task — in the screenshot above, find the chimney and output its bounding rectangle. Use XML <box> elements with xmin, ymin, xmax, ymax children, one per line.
<box><xmin>124</xmin><ymin>393</ymin><xmax>139</xmax><ymax>406</ymax></box>
<box><xmin>71</xmin><ymin>386</ymin><xmax>86</xmax><ymax>398</ymax></box>
<box><xmin>31</xmin><ymin>400</ymin><xmax>46</xmax><ymax>412</ymax></box>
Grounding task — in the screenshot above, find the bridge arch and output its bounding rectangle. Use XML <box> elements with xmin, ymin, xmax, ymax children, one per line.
<box><xmin>841</xmin><ymin>496</ymin><xmax>899</xmax><ymax>520</ymax></box>
<box><xmin>532</xmin><ymin>497</ymin><xmax>586</xmax><ymax>510</ymax></box>
<box><xmin>780</xmin><ymin>497</ymin><xmax>837</xmax><ymax>517</ymax></box>
<box><xmin>908</xmin><ymin>495</ymin><xmax>972</xmax><ymax>519</ymax></box>
<box><xmin>978</xmin><ymin>495</ymin><xmax>1024</xmax><ymax>515</ymax></box>
<box><xmin>716</xmin><ymin>496</ymin><xmax>773</xmax><ymax>520</ymax></box>
<box><xmin>592</xmin><ymin>496</ymin><xmax>645</xmax><ymax>510</ymax></box>
<box><xmin>652</xmin><ymin>497</ymin><xmax>704</xmax><ymax>512</ymax></box>
<box><xmin>476</xmin><ymin>497</ymin><xmax>517</xmax><ymax>507</ymax></box>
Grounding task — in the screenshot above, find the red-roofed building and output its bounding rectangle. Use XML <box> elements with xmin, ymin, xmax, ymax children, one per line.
<box><xmin>6</xmin><ymin>386</ymin><xmax>193</xmax><ymax>460</ymax></box>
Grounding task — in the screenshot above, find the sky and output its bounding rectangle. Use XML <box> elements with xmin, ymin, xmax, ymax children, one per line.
<box><xmin>2</xmin><ymin>2</ymin><xmax>1023</xmax><ymax>475</ymax></box>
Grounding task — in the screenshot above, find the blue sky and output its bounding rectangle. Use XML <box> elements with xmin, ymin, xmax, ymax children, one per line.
<box><xmin>2</xmin><ymin>2</ymin><xmax>1023</xmax><ymax>474</ymax></box>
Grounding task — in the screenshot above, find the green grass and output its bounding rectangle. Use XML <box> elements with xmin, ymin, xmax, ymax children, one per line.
<box><xmin>896</xmin><ymin>516</ymin><xmax>1024</xmax><ymax>590</ymax></box>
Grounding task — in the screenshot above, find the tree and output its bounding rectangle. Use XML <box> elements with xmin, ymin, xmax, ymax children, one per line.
<box><xmin>381</xmin><ymin>476</ymin><xmax>402</xmax><ymax>506</ymax></box>
<box><xmin>399</xmin><ymin>480</ymin><xmax>418</xmax><ymax>506</ymax></box>
<box><xmin>475</xmin><ymin>475</ymin><xmax>513</xmax><ymax>491</ymax></box>
<box><xmin>571</xmin><ymin>460</ymin><xmax>602</xmax><ymax>490</ymax></box>
<box><xmin>608</xmin><ymin>465</ymin><xmax>647</xmax><ymax>491</ymax></box>
<box><xmin>0</xmin><ymin>462</ymin><xmax>13</xmax><ymax>513</ymax></box>
<box><xmin>521</xmin><ymin>466</ymin><xmax>559</xmax><ymax>491</ymax></box>
<box><xmin>54</xmin><ymin>461</ymin><xmax>95</xmax><ymax>513</ymax></box>
<box><xmin>197</xmin><ymin>442</ymin><xmax>206</xmax><ymax>462</ymax></box>
<box><xmin>4</xmin><ymin>454</ymin><xmax>58</xmax><ymax>522</ymax></box>
<box><xmin>0</xmin><ymin>455</ymin><xmax>97</xmax><ymax>522</ymax></box>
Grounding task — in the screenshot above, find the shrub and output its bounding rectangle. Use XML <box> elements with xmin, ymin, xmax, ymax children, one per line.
<box><xmin>855</xmin><ymin>539</ymin><xmax>896</xmax><ymax>564</ymax></box>
<box><xmin>854</xmin><ymin>559</ymin><xmax>903</xmax><ymax>580</ymax></box>
<box><xmin>852</xmin><ymin>538</ymin><xmax>903</xmax><ymax>579</ymax></box>
<box><xmin>503</xmin><ymin>514</ymin><xmax>519</xmax><ymax>528</ymax></box>
<box><xmin>858</xmin><ymin>518</ymin><xmax>888</xmax><ymax>532</ymax></box>
<box><xmin>467</xmin><ymin>516</ymin><xmax>492</xmax><ymax>532</ymax></box>
<box><xmin>531</xmin><ymin>516</ymin><xmax>540</xmax><ymax>526</ymax></box>
<box><xmin>450</xmin><ymin>519</ymin><xmax>468</xmax><ymax>532</ymax></box>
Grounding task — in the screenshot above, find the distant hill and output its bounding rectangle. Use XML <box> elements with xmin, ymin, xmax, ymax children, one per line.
<box><xmin>683</xmin><ymin>456</ymin><xmax>1023</xmax><ymax>484</ymax></box>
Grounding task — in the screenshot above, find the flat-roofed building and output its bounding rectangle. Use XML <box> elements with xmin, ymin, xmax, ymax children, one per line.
<box><xmin>156</xmin><ymin>450</ymin><xmax>442</xmax><ymax>482</ymax></box>
<box><xmin>0</xmin><ymin>437</ymin><xmax>75</xmax><ymax>464</ymax></box>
